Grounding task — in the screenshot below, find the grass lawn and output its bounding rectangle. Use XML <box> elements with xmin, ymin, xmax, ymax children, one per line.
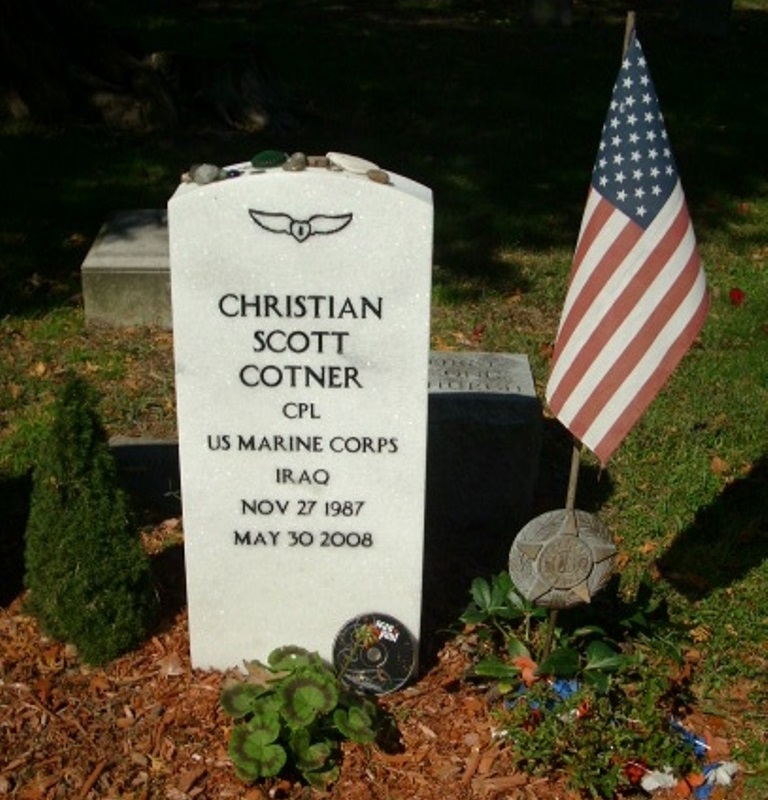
<box><xmin>1</xmin><ymin>0</ymin><xmax>767</xmax><ymax>795</ymax></box>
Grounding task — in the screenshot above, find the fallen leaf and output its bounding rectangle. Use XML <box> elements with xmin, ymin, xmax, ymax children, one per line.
<box><xmin>158</xmin><ymin>652</ymin><xmax>185</xmax><ymax>678</ymax></box>
<box><xmin>711</xmin><ymin>455</ymin><xmax>731</xmax><ymax>476</ymax></box>
<box><xmin>89</xmin><ymin>674</ymin><xmax>111</xmax><ymax>694</ymax></box>
<box><xmin>616</xmin><ymin>551</ymin><xmax>633</xmax><ymax>572</ymax></box>
<box><xmin>729</xmin><ymin>287</ymin><xmax>745</xmax><ymax>306</ymax></box>
<box><xmin>243</xmin><ymin>788</ymin><xmax>269</xmax><ymax>800</ymax></box>
<box><xmin>177</xmin><ymin>765</ymin><xmax>206</xmax><ymax>793</ymax></box>
<box><xmin>512</xmin><ymin>656</ymin><xmax>538</xmax><ymax>686</ymax></box>
<box><xmin>451</xmin><ymin>331</ymin><xmax>473</xmax><ymax>347</ymax></box>
<box><xmin>689</xmin><ymin>626</ymin><xmax>712</xmax><ymax>643</ymax></box>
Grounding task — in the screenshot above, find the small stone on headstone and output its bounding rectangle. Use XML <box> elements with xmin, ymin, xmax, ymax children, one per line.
<box><xmin>326</xmin><ymin>152</ymin><xmax>380</xmax><ymax>174</ymax></box>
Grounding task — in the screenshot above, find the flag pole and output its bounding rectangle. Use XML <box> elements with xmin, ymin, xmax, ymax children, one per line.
<box><xmin>543</xmin><ymin>16</ymin><xmax>637</xmax><ymax>663</ymax></box>
<box><xmin>565</xmin><ymin>440</ymin><xmax>581</xmax><ymax>512</ymax></box>
<box><xmin>541</xmin><ymin>439</ymin><xmax>580</xmax><ymax>661</ymax></box>
<box><xmin>623</xmin><ymin>10</ymin><xmax>636</xmax><ymax>56</ymax></box>
<box><xmin>562</xmin><ymin>11</ymin><xmax>635</xmax><ymax>518</ymax></box>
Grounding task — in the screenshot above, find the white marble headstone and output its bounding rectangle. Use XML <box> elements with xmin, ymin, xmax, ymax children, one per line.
<box><xmin>169</xmin><ymin>156</ymin><xmax>433</xmax><ymax>670</ymax></box>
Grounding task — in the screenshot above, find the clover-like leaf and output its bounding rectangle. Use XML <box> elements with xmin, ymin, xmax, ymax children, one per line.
<box><xmin>229</xmin><ymin>725</ymin><xmax>287</xmax><ymax>781</ymax></box>
<box><xmin>582</xmin><ymin>668</ymin><xmax>612</xmax><ymax>695</ymax></box>
<box><xmin>506</xmin><ymin>636</ymin><xmax>532</xmax><ymax>660</ymax></box>
<box><xmin>333</xmin><ymin>704</ymin><xmax>377</xmax><ymax>743</ymax></box>
<box><xmin>462</xmin><ymin>573</ymin><xmax>531</xmax><ymax>624</ymax></box>
<box><xmin>279</xmin><ymin>669</ymin><xmax>338</xmax><ymax>729</ymax></box>
<box><xmin>220</xmin><ymin>680</ymin><xmax>270</xmax><ymax>719</ymax></box>
<box><xmin>472</xmin><ymin>656</ymin><xmax>522</xmax><ymax>681</ymax></box>
<box><xmin>245</xmin><ymin>708</ymin><xmax>281</xmax><ymax>745</ymax></box>
<box><xmin>268</xmin><ymin>645</ymin><xmax>315</xmax><ymax>673</ymax></box>
<box><xmin>303</xmin><ymin>764</ymin><xmax>340</xmax><ymax>790</ymax></box>
<box><xmin>290</xmin><ymin>728</ymin><xmax>335</xmax><ymax>773</ymax></box>
<box><xmin>460</xmin><ymin>604</ymin><xmax>489</xmax><ymax>625</ymax></box>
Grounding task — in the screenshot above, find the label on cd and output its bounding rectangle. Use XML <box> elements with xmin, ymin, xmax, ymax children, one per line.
<box><xmin>333</xmin><ymin>613</ymin><xmax>416</xmax><ymax>695</ymax></box>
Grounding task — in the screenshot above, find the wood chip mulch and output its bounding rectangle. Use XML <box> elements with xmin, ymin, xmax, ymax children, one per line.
<box><xmin>0</xmin><ymin>522</ymin><xmax>742</xmax><ymax>800</ymax></box>
<box><xmin>0</xmin><ymin>594</ymin><xmax>575</xmax><ymax>800</ymax></box>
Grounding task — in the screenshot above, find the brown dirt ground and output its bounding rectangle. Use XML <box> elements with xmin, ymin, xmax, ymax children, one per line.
<box><xmin>0</xmin><ymin>520</ymin><xmax>742</xmax><ymax>800</ymax></box>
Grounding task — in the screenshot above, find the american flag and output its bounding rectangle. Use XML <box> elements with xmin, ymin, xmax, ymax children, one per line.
<box><xmin>545</xmin><ymin>31</ymin><xmax>708</xmax><ymax>465</ymax></box>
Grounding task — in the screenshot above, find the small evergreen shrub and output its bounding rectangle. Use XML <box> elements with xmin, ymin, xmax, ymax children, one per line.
<box><xmin>24</xmin><ymin>375</ymin><xmax>157</xmax><ymax>664</ymax></box>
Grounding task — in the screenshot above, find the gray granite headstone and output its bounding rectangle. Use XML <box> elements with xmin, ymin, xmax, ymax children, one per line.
<box><xmin>81</xmin><ymin>209</ymin><xmax>172</xmax><ymax>328</ymax></box>
<box><xmin>423</xmin><ymin>353</ymin><xmax>542</xmax><ymax>624</ymax></box>
<box><xmin>426</xmin><ymin>352</ymin><xmax>541</xmax><ymax>536</ymax></box>
<box><xmin>110</xmin><ymin>436</ymin><xmax>181</xmax><ymax>515</ymax></box>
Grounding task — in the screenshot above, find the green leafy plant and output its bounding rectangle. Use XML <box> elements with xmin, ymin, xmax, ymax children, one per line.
<box><xmin>23</xmin><ymin>375</ymin><xmax>157</xmax><ymax>665</ymax></box>
<box><xmin>461</xmin><ymin>572</ymin><xmax>548</xmax><ymax>653</ymax></box>
<box><xmin>462</xmin><ymin>574</ymin><xmax>699</xmax><ymax>797</ymax></box>
<box><xmin>221</xmin><ymin>646</ymin><xmax>385</xmax><ymax>789</ymax></box>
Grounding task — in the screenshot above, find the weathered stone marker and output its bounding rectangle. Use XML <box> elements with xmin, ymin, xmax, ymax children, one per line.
<box><xmin>82</xmin><ymin>209</ymin><xmax>172</xmax><ymax>328</ymax></box>
<box><xmin>169</xmin><ymin>155</ymin><xmax>433</xmax><ymax>670</ymax></box>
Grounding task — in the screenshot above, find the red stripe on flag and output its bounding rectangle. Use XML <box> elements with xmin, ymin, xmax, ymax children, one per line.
<box><xmin>588</xmin><ymin>287</ymin><xmax>709</xmax><ymax>462</ymax></box>
<box><xmin>548</xmin><ymin>201</ymin><xmax>692</xmax><ymax>414</ymax></box>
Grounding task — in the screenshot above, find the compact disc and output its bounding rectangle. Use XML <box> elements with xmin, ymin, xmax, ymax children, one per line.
<box><xmin>333</xmin><ymin>613</ymin><xmax>416</xmax><ymax>695</ymax></box>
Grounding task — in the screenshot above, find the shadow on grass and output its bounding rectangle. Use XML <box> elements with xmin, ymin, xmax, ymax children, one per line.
<box><xmin>3</xmin><ymin>1</ymin><xmax>768</xmax><ymax>317</ymax></box>
<box><xmin>656</xmin><ymin>455</ymin><xmax>768</xmax><ymax>598</ymax></box>
<box><xmin>531</xmin><ymin>417</ymin><xmax>615</xmax><ymax>516</ymax></box>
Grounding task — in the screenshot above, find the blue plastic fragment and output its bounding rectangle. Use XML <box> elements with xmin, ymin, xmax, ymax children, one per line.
<box><xmin>551</xmin><ymin>678</ymin><xmax>580</xmax><ymax>701</ymax></box>
<box><xmin>670</xmin><ymin>719</ymin><xmax>709</xmax><ymax>758</ymax></box>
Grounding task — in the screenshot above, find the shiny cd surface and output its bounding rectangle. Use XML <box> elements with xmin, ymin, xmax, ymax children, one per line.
<box><xmin>333</xmin><ymin>613</ymin><xmax>416</xmax><ymax>695</ymax></box>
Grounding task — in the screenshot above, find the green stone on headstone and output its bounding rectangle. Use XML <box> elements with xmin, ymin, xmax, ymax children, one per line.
<box><xmin>250</xmin><ymin>150</ymin><xmax>288</xmax><ymax>168</ymax></box>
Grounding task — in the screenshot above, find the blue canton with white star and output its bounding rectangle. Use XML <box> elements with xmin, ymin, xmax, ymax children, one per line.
<box><xmin>592</xmin><ymin>33</ymin><xmax>678</xmax><ymax>228</ymax></box>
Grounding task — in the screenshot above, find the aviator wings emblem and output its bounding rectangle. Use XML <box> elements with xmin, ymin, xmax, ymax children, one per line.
<box><xmin>248</xmin><ymin>210</ymin><xmax>353</xmax><ymax>243</ymax></box>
